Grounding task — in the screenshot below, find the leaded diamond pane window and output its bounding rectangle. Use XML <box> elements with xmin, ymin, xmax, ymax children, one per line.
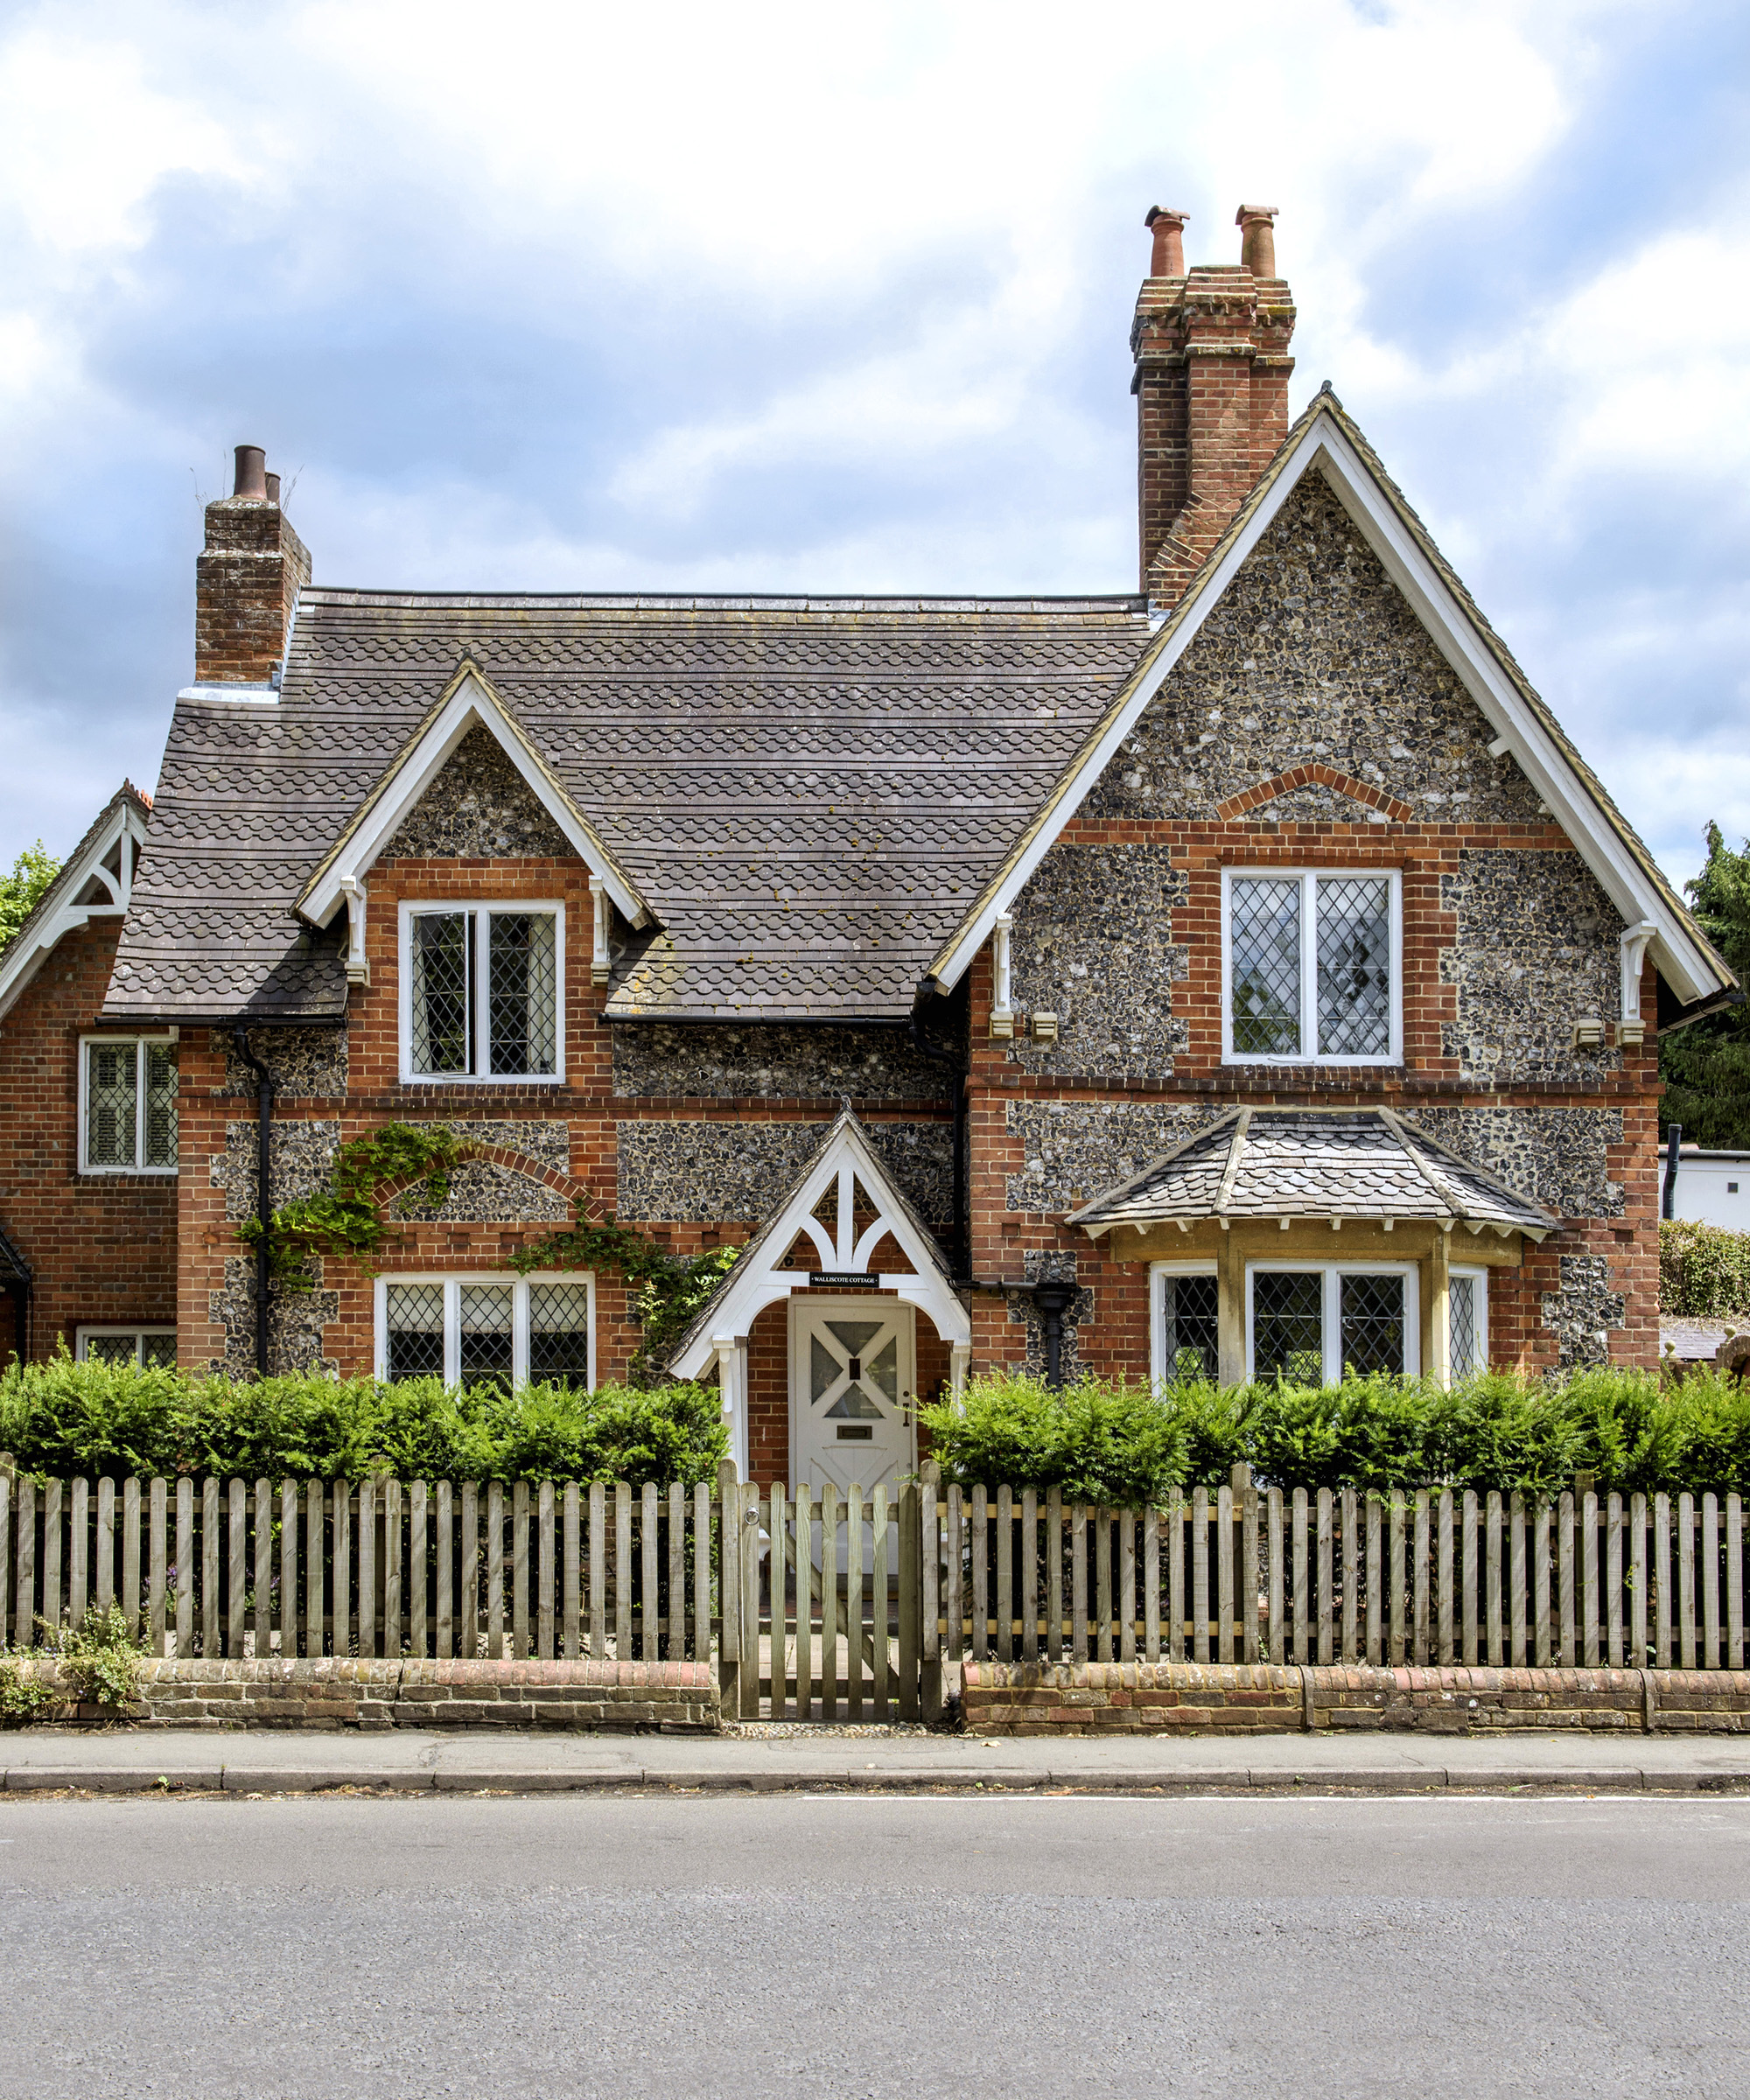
<box><xmin>1450</xmin><ymin>1272</ymin><xmax>1485</xmax><ymax>1377</ymax></box>
<box><xmin>1253</xmin><ymin>1271</ymin><xmax>1324</xmax><ymax>1384</ymax></box>
<box><xmin>1340</xmin><ymin>1272</ymin><xmax>1404</xmax><ymax>1376</ymax></box>
<box><xmin>405</xmin><ymin>906</ymin><xmax>562</xmax><ymax>1082</ymax></box>
<box><xmin>387</xmin><ymin>1282</ymin><xmax>445</xmax><ymax>1381</ymax></box>
<box><xmin>1317</xmin><ymin>877</ymin><xmax>1391</xmax><ymax>1058</ymax></box>
<box><xmin>459</xmin><ymin>1283</ymin><xmax>514</xmax><ymax>1392</ymax></box>
<box><xmin>1229</xmin><ymin>878</ymin><xmax>1301</xmax><ymax>1055</ymax></box>
<box><xmin>488</xmin><ymin>914</ymin><xmax>557</xmax><ymax>1075</ymax></box>
<box><xmin>410</xmin><ymin>913</ymin><xmax>472</xmax><ymax>1075</ymax></box>
<box><xmin>82</xmin><ymin>1037</ymin><xmax>178</xmax><ymax>1171</ymax></box>
<box><xmin>78</xmin><ymin>1327</ymin><xmax>178</xmax><ymax>1367</ymax></box>
<box><xmin>87</xmin><ymin>1334</ymin><xmax>137</xmax><ymax>1366</ymax></box>
<box><xmin>1226</xmin><ymin>872</ymin><xmax>1398</xmax><ymax>1065</ymax></box>
<box><xmin>529</xmin><ymin>1281</ymin><xmax>592</xmax><ymax>1385</ymax></box>
<box><xmin>1159</xmin><ymin>1273</ymin><xmax>1219</xmax><ymax>1384</ymax></box>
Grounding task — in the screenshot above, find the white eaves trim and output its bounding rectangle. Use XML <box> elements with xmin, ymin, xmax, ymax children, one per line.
<box><xmin>297</xmin><ymin>666</ymin><xmax>649</xmax><ymax>933</ymax></box>
<box><xmin>927</xmin><ymin>410</ymin><xmax>1726</xmax><ymax>1008</ymax></box>
<box><xmin>0</xmin><ymin>794</ymin><xmax>150</xmax><ymax>1024</ymax></box>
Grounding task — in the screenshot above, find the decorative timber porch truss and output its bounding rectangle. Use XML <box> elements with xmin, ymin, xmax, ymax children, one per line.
<box><xmin>669</xmin><ymin>1108</ymin><xmax>971</xmax><ymax>1475</ymax></box>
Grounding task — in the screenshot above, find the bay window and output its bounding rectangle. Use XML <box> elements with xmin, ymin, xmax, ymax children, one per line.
<box><xmin>1449</xmin><ymin>1266</ymin><xmax>1489</xmax><ymax>1377</ymax></box>
<box><xmin>1223</xmin><ymin>869</ymin><xmax>1400</xmax><ymax>1065</ymax></box>
<box><xmin>1246</xmin><ymin>1264</ymin><xmax>1420</xmax><ymax>1383</ymax></box>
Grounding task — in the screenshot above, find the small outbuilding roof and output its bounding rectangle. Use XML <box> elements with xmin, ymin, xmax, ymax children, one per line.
<box><xmin>1066</xmin><ymin>1109</ymin><xmax>1556</xmax><ymax>1238</ymax></box>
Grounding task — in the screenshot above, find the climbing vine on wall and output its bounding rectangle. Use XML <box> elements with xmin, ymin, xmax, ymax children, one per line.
<box><xmin>237</xmin><ymin>1125</ymin><xmax>744</xmax><ymax>1384</ymax></box>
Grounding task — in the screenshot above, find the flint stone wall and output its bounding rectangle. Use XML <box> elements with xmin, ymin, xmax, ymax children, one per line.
<box><xmin>1440</xmin><ymin>849</ymin><xmax>1623</xmax><ymax>1084</ymax></box>
<box><xmin>616</xmin><ymin>1118</ymin><xmax>951</xmax><ymax>1228</ymax></box>
<box><xmin>1004</xmin><ymin>843</ymin><xmax>1189</xmax><ymax>1079</ymax></box>
<box><xmin>221</xmin><ymin>1026</ymin><xmax>348</xmax><ymax>1098</ymax></box>
<box><xmin>1005</xmin><ymin>1100</ymin><xmax>1228</xmax><ymax>1213</ymax></box>
<box><xmin>1404</xmin><ymin>1106</ymin><xmax>1623</xmax><ymax>1221</ymax></box>
<box><xmin>1084</xmin><ymin>472</ymin><xmax>1547</xmax><ymax>824</ymax></box>
<box><xmin>1542</xmin><ymin>1252</ymin><xmax>1627</xmax><ymax>1369</ymax></box>
<box><xmin>208</xmin><ymin>1255</ymin><xmax>339</xmax><ymax>1378</ymax></box>
<box><xmin>380</xmin><ymin>722</ymin><xmax>572</xmax><ymax>860</ymax></box>
<box><xmin>612</xmin><ymin>1022</ymin><xmax>947</xmax><ymax>1102</ymax></box>
<box><xmin>386</xmin><ymin>1120</ymin><xmax>571</xmax><ymax>1224</ymax></box>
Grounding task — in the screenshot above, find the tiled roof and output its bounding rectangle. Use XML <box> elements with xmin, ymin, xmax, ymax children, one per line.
<box><xmin>104</xmin><ymin>594</ymin><xmax>1150</xmax><ymax>1021</ymax></box>
<box><xmin>1068</xmin><ymin>1109</ymin><xmax>1556</xmax><ymax>1235</ymax></box>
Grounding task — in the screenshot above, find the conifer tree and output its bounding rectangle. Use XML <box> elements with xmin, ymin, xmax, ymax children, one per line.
<box><xmin>1661</xmin><ymin>823</ymin><xmax>1750</xmax><ymax>1144</ymax></box>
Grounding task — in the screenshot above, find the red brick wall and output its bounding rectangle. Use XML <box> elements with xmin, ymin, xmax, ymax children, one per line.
<box><xmin>0</xmin><ymin>920</ymin><xmax>177</xmax><ymax>1362</ymax></box>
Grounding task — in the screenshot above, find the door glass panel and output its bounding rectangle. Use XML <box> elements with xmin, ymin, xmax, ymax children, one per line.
<box><xmin>810</xmin><ymin>1334</ymin><xmax>842</xmax><ymax>1401</ymax></box>
<box><xmin>459</xmin><ymin>1283</ymin><xmax>514</xmax><ymax>1391</ymax></box>
<box><xmin>825</xmin><ymin>1384</ymin><xmax>884</xmax><ymax>1420</ymax></box>
<box><xmin>864</xmin><ymin>1338</ymin><xmax>899</xmax><ymax>1403</ymax></box>
<box><xmin>1253</xmin><ymin>1271</ymin><xmax>1323</xmax><ymax>1382</ymax></box>
<box><xmin>1340</xmin><ymin>1272</ymin><xmax>1405</xmax><ymax>1376</ymax></box>
<box><xmin>528</xmin><ymin>1280</ymin><xmax>590</xmax><ymax>1386</ymax></box>
<box><xmin>387</xmin><ymin>1282</ymin><xmax>444</xmax><ymax>1380</ymax></box>
<box><xmin>826</xmin><ymin>1320</ymin><xmax>882</xmax><ymax>1355</ymax></box>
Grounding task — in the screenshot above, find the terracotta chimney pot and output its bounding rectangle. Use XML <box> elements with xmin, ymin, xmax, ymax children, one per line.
<box><xmin>1145</xmin><ymin>206</ymin><xmax>1188</xmax><ymax>278</ymax></box>
<box><xmin>233</xmin><ymin>444</ymin><xmax>268</xmax><ymax>500</ymax></box>
<box><xmin>1236</xmin><ymin>205</ymin><xmax>1279</xmax><ymax>278</ymax></box>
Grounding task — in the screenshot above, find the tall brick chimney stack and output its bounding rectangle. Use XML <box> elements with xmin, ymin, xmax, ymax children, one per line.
<box><xmin>1132</xmin><ymin>204</ymin><xmax>1296</xmax><ymax>605</ymax></box>
<box><xmin>194</xmin><ymin>444</ymin><xmax>311</xmax><ymax>686</ymax></box>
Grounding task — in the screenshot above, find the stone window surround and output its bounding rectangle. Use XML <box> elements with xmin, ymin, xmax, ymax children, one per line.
<box><xmin>76</xmin><ymin>1325</ymin><xmax>177</xmax><ymax>1367</ymax></box>
<box><xmin>372</xmin><ymin>1270</ymin><xmax>595</xmax><ymax>1389</ymax></box>
<box><xmin>1245</xmin><ymin>1259</ymin><xmax>1422</xmax><ymax>1384</ymax></box>
<box><xmin>1221</xmin><ymin>866</ymin><xmax>1403</xmax><ymax>1068</ymax></box>
<box><xmin>396</xmin><ymin>900</ymin><xmax>566</xmax><ymax>1088</ymax></box>
<box><xmin>78</xmin><ymin>1032</ymin><xmax>179</xmax><ymax>1175</ymax></box>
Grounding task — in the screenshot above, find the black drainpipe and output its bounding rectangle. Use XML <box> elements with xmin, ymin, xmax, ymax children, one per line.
<box><xmin>910</xmin><ymin>991</ymin><xmax>968</xmax><ymax>1282</ymax></box>
<box><xmin>1662</xmin><ymin>1124</ymin><xmax>1682</xmax><ymax>1222</ymax></box>
<box><xmin>232</xmin><ymin>1026</ymin><xmax>276</xmax><ymax>1379</ymax></box>
<box><xmin>1031</xmin><ymin>1277</ymin><xmax>1076</xmax><ymax>1390</ymax></box>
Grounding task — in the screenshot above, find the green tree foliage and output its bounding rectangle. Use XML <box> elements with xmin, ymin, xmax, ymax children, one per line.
<box><xmin>0</xmin><ymin>842</ymin><xmax>60</xmax><ymax>956</ymax></box>
<box><xmin>919</xmin><ymin>1364</ymin><xmax>1750</xmax><ymax>1501</ymax></box>
<box><xmin>1661</xmin><ymin>821</ymin><xmax>1750</xmax><ymax>1144</ymax></box>
<box><xmin>1660</xmin><ymin>1220</ymin><xmax>1750</xmax><ymax>1320</ymax></box>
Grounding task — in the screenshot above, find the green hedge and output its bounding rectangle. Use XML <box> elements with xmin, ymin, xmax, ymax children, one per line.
<box><xmin>1660</xmin><ymin>1219</ymin><xmax>1750</xmax><ymax>1320</ymax></box>
<box><xmin>918</xmin><ymin>1366</ymin><xmax>1750</xmax><ymax>1502</ymax></box>
<box><xmin>0</xmin><ymin>1354</ymin><xmax>727</xmax><ymax>1486</ymax></box>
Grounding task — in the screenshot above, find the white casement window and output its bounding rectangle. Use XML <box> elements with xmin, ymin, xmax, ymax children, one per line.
<box><xmin>1150</xmin><ymin>1262</ymin><xmax>1220</xmax><ymax>1386</ymax></box>
<box><xmin>1449</xmin><ymin>1266</ymin><xmax>1489</xmax><ymax>1378</ymax></box>
<box><xmin>374</xmin><ymin>1272</ymin><xmax>595</xmax><ymax>1390</ymax></box>
<box><xmin>79</xmin><ymin>1035</ymin><xmax>178</xmax><ymax>1172</ymax></box>
<box><xmin>1222</xmin><ymin>869</ymin><xmax>1402</xmax><ymax>1065</ymax></box>
<box><xmin>399</xmin><ymin>903</ymin><xmax>564</xmax><ymax>1083</ymax></box>
<box><xmin>1246</xmin><ymin>1263</ymin><xmax>1420</xmax><ymax>1383</ymax></box>
<box><xmin>77</xmin><ymin>1326</ymin><xmax>176</xmax><ymax>1368</ymax></box>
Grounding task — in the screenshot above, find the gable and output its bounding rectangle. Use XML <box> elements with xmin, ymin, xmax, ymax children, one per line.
<box><xmin>1087</xmin><ymin>474</ymin><xmax>1545</xmax><ymax>826</ymax></box>
<box><xmin>380</xmin><ymin>723</ymin><xmax>572</xmax><ymax>862</ymax></box>
<box><xmin>0</xmin><ymin>785</ymin><xmax>150</xmax><ymax>1025</ymax></box>
<box><xmin>926</xmin><ymin>396</ymin><xmax>1734</xmax><ymax>1012</ymax></box>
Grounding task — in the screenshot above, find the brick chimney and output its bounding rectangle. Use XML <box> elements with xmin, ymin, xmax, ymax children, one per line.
<box><xmin>194</xmin><ymin>444</ymin><xmax>311</xmax><ymax>686</ymax></box>
<box><xmin>1132</xmin><ymin>206</ymin><xmax>1296</xmax><ymax>605</ymax></box>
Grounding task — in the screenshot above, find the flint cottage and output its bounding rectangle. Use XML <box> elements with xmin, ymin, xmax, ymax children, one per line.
<box><xmin>0</xmin><ymin>205</ymin><xmax>1732</xmax><ymax>1490</ymax></box>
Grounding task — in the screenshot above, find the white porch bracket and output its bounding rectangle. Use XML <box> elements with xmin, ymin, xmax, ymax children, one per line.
<box><xmin>340</xmin><ymin>875</ymin><xmax>369</xmax><ymax>987</ymax></box>
<box><xmin>989</xmin><ymin>913</ymin><xmax>1015</xmax><ymax>1040</ymax></box>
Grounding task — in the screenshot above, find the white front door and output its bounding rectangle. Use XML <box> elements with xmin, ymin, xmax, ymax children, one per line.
<box><xmin>789</xmin><ymin>1297</ymin><xmax>915</xmax><ymax>1496</ymax></box>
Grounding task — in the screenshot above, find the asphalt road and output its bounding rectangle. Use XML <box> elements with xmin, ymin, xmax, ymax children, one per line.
<box><xmin>3</xmin><ymin>1792</ymin><xmax>1747</xmax><ymax>2097</ymax></box>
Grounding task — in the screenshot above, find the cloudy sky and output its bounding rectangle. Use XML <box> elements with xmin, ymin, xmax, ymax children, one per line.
<box><xmin>2</xmin><ymin>0</ymin><xmax>1746</xmax><ymax>887</ymax></box>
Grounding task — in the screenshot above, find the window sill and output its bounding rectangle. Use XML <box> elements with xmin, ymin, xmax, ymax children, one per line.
<box><xmin>75</xmin><ymin>1170</ymin><xmax>179</xmax><ymax>1184</ymax></box>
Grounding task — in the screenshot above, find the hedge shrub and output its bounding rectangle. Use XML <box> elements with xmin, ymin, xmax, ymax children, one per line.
<box><xmin>0</xmin><ymin>1353</ymin><xmax>727</xmax><ymax>1486</ymax></box>
<box><xmin>1659</xmin><ymin>1219</ymin><xmax>1750</xmax><ymax>1321</ymax></box>
<box><xmin>918</xmin><ymin>1365</ymin><xmax>1750</xmax><ymax>1502</ymax></box>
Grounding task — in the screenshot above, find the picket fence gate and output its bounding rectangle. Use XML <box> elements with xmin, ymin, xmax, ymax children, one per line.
<box><xmin>6</xmin><ymin>1457</ymin><xmax>1750</xmax><ymax>1723</ymax></box>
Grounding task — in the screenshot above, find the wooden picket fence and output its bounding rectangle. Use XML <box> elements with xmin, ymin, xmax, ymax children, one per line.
<box><xmin>7</xmin><ymin>1459</ymin><xmax>1750</xmax><ymax>1722</ymax></box>
<box><xmin>0</xmin><ymin>1465</ymin><xmax>715</xmax><ymax>1666</ymax></box>
<box><xmin>939</xmin><ymin>1472</ymin><xmax>1750</xmax><ymax>1676</ymax></box>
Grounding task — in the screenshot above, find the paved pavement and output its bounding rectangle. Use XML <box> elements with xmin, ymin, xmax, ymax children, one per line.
<box><xmin>3</xmin><ymin>1789</ymin><xmax>1748</xmax><ymax>2096</ymax></box>
<box><xmin>6</xmin><ymin>1721</ymin><xmax>1750</xmax><ymax>1792</ymax></box>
